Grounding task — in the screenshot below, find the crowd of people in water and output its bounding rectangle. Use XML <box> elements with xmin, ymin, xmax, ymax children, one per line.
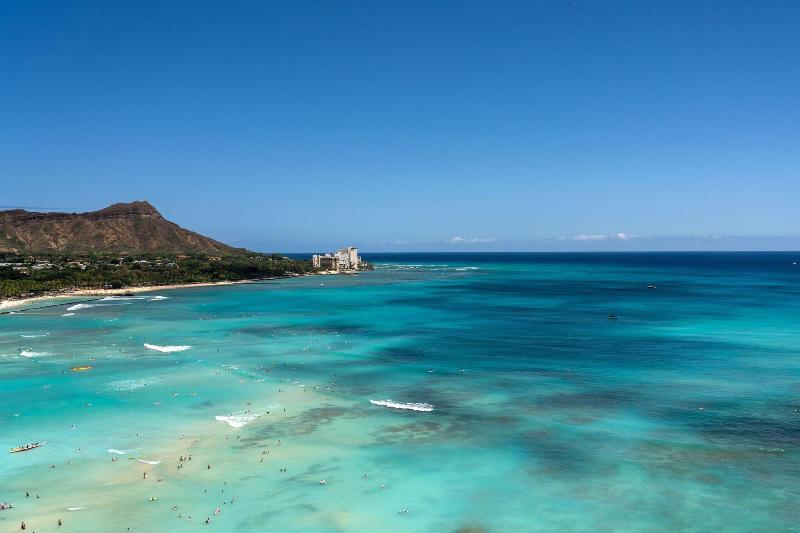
<box><xmin>8</xmin><ymin>425</ymin><xmax>411</xmax><ymax>531</ymax></box>
<box><xmin>4</xmin><ymin>339</ymin><xmax>427</xmax><ymax>529</ymax></box>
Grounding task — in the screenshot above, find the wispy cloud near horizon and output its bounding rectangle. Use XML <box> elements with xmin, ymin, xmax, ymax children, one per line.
<box><xmin>562</xmin><ymin>232</ymin><xmax>636</xmax><ymax>241</ymax></box>
<box><xmin>449</xmin><ymin>236</ymin><xmax>497</xmax><ymax>244</ymax></box>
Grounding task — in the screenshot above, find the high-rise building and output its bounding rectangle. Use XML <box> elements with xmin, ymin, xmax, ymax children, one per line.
<box><xmin>313</xmin><ymin>246</ymin><xmax>361</xmax><ymax>271</ymax></box>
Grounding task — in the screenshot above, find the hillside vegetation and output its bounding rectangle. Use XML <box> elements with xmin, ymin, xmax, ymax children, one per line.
<box><xmin>0</xmin><ymin>252</ymin><xmax>314</xmax><ymax>299</ymax></box>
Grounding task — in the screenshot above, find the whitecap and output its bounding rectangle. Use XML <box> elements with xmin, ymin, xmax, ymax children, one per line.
<box><xmin>144</xmin><ymin>343</ymin><xmax>191</xmax><ymax>353</ymax></box>
<box><xmin>100</xmin><ymin>296</ymin><xmax>146</xmax><ymax>301</ymax></box>
<box><xmin>370</xmin><ymin>399</ymin><xmax>434</xmax><ymax>412</ymax></box>
<box><xmin>107</xmin><ymin>378</ymin><xmax>157</xmax><ymax>391</ymax></box>
<box><xmin>149</xmin><ymin>295</ymin><xmax>169</xmax><ymax>301</ymax></box>
<box><xmin>67</xmin><ymin>507</ymin><xmax>83</xmax><ymax>511</ymax></box>
<box><xmin>21</xmin><ymin>350</ymin><xmax>48</xmax><ymax>358</ymax></box>
<box><xmin>21</xmin><ymin>333</ymin><xmax>49</xmax><ymax>338</ymax></box>
<box><xmin>108</xmin><ymin>448</ymin><xmax>127</xmax><ymax>455</ymax></box>
<box><xmin>137</xmin><ymin>459</ymin><xmax>160</xmax><ymax>465</ymax></box>
<box><xmin>62</xmin><ymin>313</ymin><xmax>75</xmax><ymax>316</ymax></box>
<box><xmin>215</xmin><ymin>413</ymin><xmax>259</xmax><ymax>428</ymax></box>
<box><xmin>67</xmin><ymin>303</ymin><xmax>94</xmax><ymax>311</ymax></box>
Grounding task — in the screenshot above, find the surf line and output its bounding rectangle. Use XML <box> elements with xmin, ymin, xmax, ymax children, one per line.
<box><xmin>0</xmin><ymin>297</ymin><xmax>105</xmax><ymax>315</ymax></box>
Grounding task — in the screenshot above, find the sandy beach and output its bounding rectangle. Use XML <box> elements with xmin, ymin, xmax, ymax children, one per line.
<box><xmin>0</xmin><ymin>280</ymin><xmax>255</xmax><ymax>311</ymax></box>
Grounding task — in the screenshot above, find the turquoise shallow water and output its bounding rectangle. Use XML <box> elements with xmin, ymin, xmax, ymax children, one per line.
<box><xmin>1</xmin><ymin>252</ymin><xmax>800</xmax><ymax>532</ymax></box>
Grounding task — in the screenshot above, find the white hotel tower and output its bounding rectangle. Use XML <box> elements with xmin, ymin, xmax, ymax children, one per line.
<box><xmin>312</xmin><ymin>246</ymin><xmax>361</xmax><ymax>271</ymax></box>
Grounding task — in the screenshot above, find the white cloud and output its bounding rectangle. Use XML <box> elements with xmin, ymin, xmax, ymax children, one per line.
<box><xmin>563</xmin><ymin>232</ymin><xmax>637</xmax><ymax>241</ymax></box>
<box><xmin>570</xmin><ymin>233</ymin><xmax>608</xmax><ymax>241</ymax></box>
<box><xmin>449</xmin><ymin>236</ymin><xmax>497</xmax><ymax>244</ymax></box>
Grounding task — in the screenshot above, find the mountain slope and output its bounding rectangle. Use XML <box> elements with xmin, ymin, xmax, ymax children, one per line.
<box><xmin>0</xmin><ymin>201</ymin><xmax>239</xmax><ymax>254</ymax></box>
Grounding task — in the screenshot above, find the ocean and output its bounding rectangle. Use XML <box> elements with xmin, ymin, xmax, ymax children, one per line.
<box><xmin>1</xmin><ymin>252</ymin><xmax>799</xmax><ymax>532</ymax></box>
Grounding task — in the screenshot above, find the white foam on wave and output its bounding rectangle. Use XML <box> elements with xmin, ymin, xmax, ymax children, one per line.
<box><xmin>67</xmin><ymin>303</ymin><xmax>94</xmax><ymax>311</ymax></box>
<box><xmin>67</xmin><ymin>507</ymin><xmax>83</xmax><ymax>511</ymax></box>
<box><xmin>62</xmin><ymin>313</ymin><xmax>75</xmax><ymax>316</ymax></box>
<box><xmin>370</xmin><ymin>399</ymin><xmax>434</xmax><ymax>412</ymax></box>
<box><xmin>21</xmin><ymin>333</ymin><xmax>49</xmax><ymax>338</ymax></box>
<box><xmin>100</xmin><ymin>296</ymin><xmax>146</xmax><ymax>301</ymax></box>
<box><xmin>21</xmin><ymin>350</ymin><xmax>48</xmax><ymax>358</ymax></box>
<box><xmin>137</xmin><ymin>459</ymin><xmax>160</xmax><ymax>465</ymax></box>
<box><xmin>144</xmin><ymin>343</ymin><xmax>191</xmax><ymax>353</ymax></box>
<box><xmin>108</xmin><ymin>448</ymin><xmax>127</xmax><ymax>455</ymax></box>
<box><xmin>215</xmin><ymin>413</ymin><xmax>259</xmax><ymax>428</ymax></box>
<box><xmin>107</xmin><ymin>377</ymin><xmax>159</xmax><ymax>391</ymax></box>
<box><xmin>149</xmin><ymin>295</ymin><xmax>169</xmax><ymax>301</ymax></box>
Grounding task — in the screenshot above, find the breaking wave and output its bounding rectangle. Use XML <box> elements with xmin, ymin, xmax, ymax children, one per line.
<box><xmin>21</xmin><ymin>350</ymin><xmax>48</xmax><ymax>358</ymax></box>
<box><xmin>144</xmin><ymin>343</ymin><xmax>191</xmax><ymax>353</ymax></box>
<box><xmin>215</xmin><ymin>413</ymin><xmax>259</xmax><ymax>428</ymax></box>
<box><xmin>108</xmin><ymin>449</ymin><xmax>127</xmax><ymax>455</ymax></box>
<box><xmin>107</xmin><ymin>378</ymin><xmax>158</xmax><ymax>391</ymax></box>
<box><xmin>370</xmin><ymin>399</ymin><xmax>434</xmax><ymax>412</ymax></box>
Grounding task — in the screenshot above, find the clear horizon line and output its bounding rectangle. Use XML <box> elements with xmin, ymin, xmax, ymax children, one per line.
<box><xmin>280</xmin><ymin>249</ymin><xmax>800</xmax><ymax>254</ymax></box>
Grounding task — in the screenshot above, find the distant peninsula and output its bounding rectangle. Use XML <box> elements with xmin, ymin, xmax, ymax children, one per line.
<box><xmin>0</xmin><ymin>201</ymin><xmax>323</xmax><ymax>303</ymax></box>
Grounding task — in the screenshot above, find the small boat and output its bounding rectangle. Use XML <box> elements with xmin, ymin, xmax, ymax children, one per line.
<box><xmin>647</xmin><ymin>285</ymin><xmax>657</xmax><ymax>289</ymax></box>
<box><xmin>70</xmin><ymin>365</ymin><xmax>93</xmax><ymax>372</ymax></box>
<box><xmin>10</xmin><ymin>441</ymin><xmax>46</xmax><ymax>453</ymax></box>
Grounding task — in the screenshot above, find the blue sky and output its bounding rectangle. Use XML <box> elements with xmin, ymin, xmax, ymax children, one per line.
<box><xmin>1</xmin><ymin>1</ymin><xmax>798</xmax><ymax>251</ymax></box>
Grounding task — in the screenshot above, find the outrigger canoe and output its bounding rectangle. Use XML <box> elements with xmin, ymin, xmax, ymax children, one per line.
<box><xmin>10</xmin><ymin>441</ymin><xmax>45</xmax><ymax>453</ymax></box>
<box><xmin>70</xmin><ymin>365</ymin><xmax>93</xmax><ymax>372</ymax></box>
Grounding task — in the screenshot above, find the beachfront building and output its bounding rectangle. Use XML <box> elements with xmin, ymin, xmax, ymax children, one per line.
<box><xmin>312</xmin><ymin>253</ymin><xmax>338</xmax><ymax>270</ymax></box>
<box><xmin>312</xmin><ymin>247</ymin><xmax>361</xmax><ymax>271</ymax></box>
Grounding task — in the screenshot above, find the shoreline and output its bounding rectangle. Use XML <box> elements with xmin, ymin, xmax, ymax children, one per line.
<box><xmin>0</xmin><ymin>279</ymin><xmax>262</xmax><ymax>311</ymax></box>
<box><xmin>0</xmin><ymin>267</ymin><xmax>369</xmax><ymax>312</ymax></box>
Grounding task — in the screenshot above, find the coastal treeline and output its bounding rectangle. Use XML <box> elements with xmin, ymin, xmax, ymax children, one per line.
<box><xmin>0</xmin><ymin>252</ymin><xmax>315</xmax><ymax>299</ymax></box>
